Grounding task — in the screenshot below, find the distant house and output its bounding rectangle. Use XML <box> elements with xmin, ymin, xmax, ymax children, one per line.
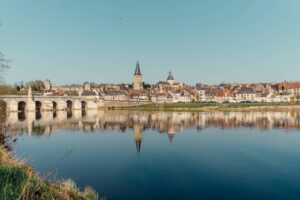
<box><xmin>204</xmin><ymin>88</ymin><xmax>223</xmax><ymax>102</ymax></box>
<box><xmin>168</xmin><ymin>90</ymin><xmax>181</xmax><ymax>103</ymax></box>
<box><xmin>152</xmin><ymin>93</ymin><xmax>171</xmax><ymax>103</ymax></box>
<box><xmin>178</xmin><ymin>90</ymin><xmax>192</xmax><ymax>103</ymax></box>
<box><xmin>195</xmin><ymin>83</ymin><xmax>209</xmax><ymax>102</ymax></box>
<box><xmin>104</xmin><ymin>91</ymin><xmax>128</xmax><ymax>101</ymax></box>
<box><xmin>130</xmin><ymin>91</ymin><xmax>149</xmax><ymax>101</ymax></box>
<box><xmin>177</xmin><ymin>95</ymin><xmax>192</xmax><ymax>103</ymax></box>
<box><xmin>253</xmin><ymin>83</ymin><xmax>267</xmax><ymax>94</ymax></box>
<box><xmin>213</xmin><ymin>90</ymin><xmax>234</xmax><ymax>103</ymax></box>
<box><xmin>197</xmin><ymin>90</ymin><xmax>206</xmax><ymax>102</ymax></box>
<box><xmin>235</xmin><ymin>87</ymin><xmax>256</xmax><ymax>102</ymax></box>
<box><xmin>254</xmin><ymin>92</ymin><xmax>272</xmax><ymax>103</ymax></box>
<box><xmin>279</xmin><ymin>82</ymin><xmax>300</xmax><ymax>97</ymax></box>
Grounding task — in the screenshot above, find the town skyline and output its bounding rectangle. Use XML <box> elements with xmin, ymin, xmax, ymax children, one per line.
<box><xmin>2</xmin><ymin>61</ymin><xmax>299</xmax><ymax>113</ymax></box>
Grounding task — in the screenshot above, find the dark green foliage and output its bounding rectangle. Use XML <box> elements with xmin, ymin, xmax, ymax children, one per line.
<box><xmin>0</xmin><ymin>99</ymin><xmax>6</xmax><ymax>145</ymax></box>
<box><xmin>25</xmin><ymin>80</ymin><xmax>45</xmax><ymax>92</ymax></box>
<box><xmin>142</xmin><ymin>82</ymin><xmax>151</xmax><ymax>90</ymax></box>
<box><xmin>0</xmin><ymin>165</ymin><xmax>28</xmax><ymax>200</ymax></box>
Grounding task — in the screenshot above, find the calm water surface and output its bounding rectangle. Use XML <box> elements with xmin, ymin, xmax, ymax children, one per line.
<box><xmin>8</xmin><ymin>110</ymin><xmax>300</xmax><ymax>200</ymax></box>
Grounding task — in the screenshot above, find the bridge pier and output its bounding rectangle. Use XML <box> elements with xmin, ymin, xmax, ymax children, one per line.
<box><xmin>27</xmin><ymin>101</ymin><xmax>35</xmax><ymax>112</ymax></box>
<box><xmin>6</xmin><ymin>100</ymin><xmax>18</xmax><ymax>112</ymax></box>
<box><xmin>87</xmin><ymin>101</ymin><xmax>97</xmax><ymax>109</ymax></box>
<box><xmin>42</xmin><ymin>100</ymin><xmax>54</xmax><ymax>111</ymax></box>
<box><xmin>73</xmin><ymin>100</ymin><xmax>82</xmax><ymax>110</ymax></box>
<box><xmin>57</xmin><ymin>100</ymin><xmax>67</xmax><ymax>110</ymax></box>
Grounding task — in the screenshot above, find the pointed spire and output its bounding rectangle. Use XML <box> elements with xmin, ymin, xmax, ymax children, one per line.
<box><xmin>135</xmin><ymin>140</ymin><xmax>142</xmax><ymax>153</ymax></box>
<box><xmin>167</xmin><ymin>71</ymin><xmax>174</xmax><ymax>81</ymax></box>
<box><xmin>134</xmin><ymin>61</ymin><xmax>142</xmax><ymax>75</ymax></box>
<box><xmin>167</xmin><ymin>133</ymin><xmax>175</xmax><ymax>143</ymax></box>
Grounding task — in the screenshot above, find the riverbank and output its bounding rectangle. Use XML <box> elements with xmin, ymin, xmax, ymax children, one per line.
<box><xmin>115</xmin><ymin>102</ymin><xmax>300</xmax><ymax>112</ymax></box>
<box><xmin>0</xmin><ymin>99</ymin><xmax>99</xmax><ymax>200</ymax></box>
<box><xmin>0</xmin><ymin>146</ymin><xmax>99</xmax><ymax>200</ymax></box>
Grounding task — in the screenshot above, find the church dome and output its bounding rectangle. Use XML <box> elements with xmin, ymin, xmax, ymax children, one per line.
<box><xmin>167</xmin><ymin>71</ymin><xmax>174</xmax><ymax>81</ymax></box>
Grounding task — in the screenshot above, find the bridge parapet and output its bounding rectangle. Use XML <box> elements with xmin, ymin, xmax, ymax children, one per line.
<box><xmin>0</xmin><ymin>95</ymin><xmax>102</xmax><ymax>112</ymax></box>
<box><xmin>0</xmin><ymin>95</ymin><xmax>149</xmax><ymax>112</ymax></box>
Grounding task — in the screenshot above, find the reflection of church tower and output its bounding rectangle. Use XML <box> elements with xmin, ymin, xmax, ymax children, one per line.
<box><xmin>133</xmin><ymin>124</ymin><xmax>143</xmax><ymax>152</ymax></box>
<box><xmin>167</xmin><ymin>126</ymin><xmax>175</xmax><ymax>143</ymax></box>
<box><xmin>133</xmin><ymin>61</ymin><xmax>143</xmax><ymax>91</ymax></box>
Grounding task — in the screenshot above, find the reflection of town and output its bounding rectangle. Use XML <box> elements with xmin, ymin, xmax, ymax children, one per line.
<box><xmin>7</xmin><ymin>111</ymin><xmax>300</xmax><ymax>152</ymax></box>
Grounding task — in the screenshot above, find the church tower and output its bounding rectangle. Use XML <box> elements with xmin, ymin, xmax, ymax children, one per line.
<box><xmin>133</xmin><ymin>124</ymin><xmax>143</xmax><ymax>152</ymax></box>
<box><xmin>166</xmin><ymin>71</ymin><xmax>175</xmax><ymax>85</ymax></box>
<box><xmin>133</xmin><ymin>61</ymin><xmax>143</xmax><ymax>91</ymax></box>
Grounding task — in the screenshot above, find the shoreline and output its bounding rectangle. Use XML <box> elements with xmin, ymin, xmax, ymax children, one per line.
<box><xmin>112</xmin><ymin>102</ymin><xmax>300</xmax><ymax>112</ymax></box>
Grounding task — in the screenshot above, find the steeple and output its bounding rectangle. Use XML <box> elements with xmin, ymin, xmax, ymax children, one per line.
<box><xmin>133</xmin><ymin>61</ymin><xmax>143</xmax><ymax>90</ymax></box>
<box><xmin>134</xmin><ymin>61</ymin><xmax>142</xmax><ymax>75</ymax></box>
<box><xmin>135</xmin><ymin>140</ymin><xmax>142</xmax><ymax>153</ymax></box>
<box><xmin>167</xmin><ymin>71</ymin><xmax>174</xmax><ymax>81</ymax></box>
<box><xmin>133</xmin><ymin>124</ymin><xmax>143</xmax><ymax>153</ymax></box>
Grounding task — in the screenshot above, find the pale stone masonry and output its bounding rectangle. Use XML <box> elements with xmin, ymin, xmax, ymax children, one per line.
<box><xmin>133</xmin><ymin>61</ymin><xmax>143</xmax><ymax>91</ymax></box>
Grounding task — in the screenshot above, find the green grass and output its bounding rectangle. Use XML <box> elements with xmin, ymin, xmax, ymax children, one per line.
<box><xmin>119</xmin><ymin>102</ymin><xmax>300</xmax><ymax>111</ymax></box>
<box><xmin>0</xmin><ymin>165</ymin><xmax>27</xmax><ymax>200</ymax></box>
<box><xmin>0</xmin><ymin>146</ymin><xmax>100</xmax><ymax>200</ymax></box>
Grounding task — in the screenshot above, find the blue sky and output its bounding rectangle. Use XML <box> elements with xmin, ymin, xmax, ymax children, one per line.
<box><xmin>0</xmin><ymin>0</ymin><xmax>300</xmax><ymax>85</ymax></box>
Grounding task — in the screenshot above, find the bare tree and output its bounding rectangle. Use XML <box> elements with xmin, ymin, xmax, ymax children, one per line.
<box><xmin>0</xmin><ymin>20</ymin><xmax>11</xmax><ymax>145</ymax></box>
<box><xmin>0</xmin><ymin>20</ymin><xmax>9</xmax><ymax>82</ymax></box>
<box><xmin>0</xmin><ymin>52</ymin><xmax>9</xmax><ymax>81</ymax></box>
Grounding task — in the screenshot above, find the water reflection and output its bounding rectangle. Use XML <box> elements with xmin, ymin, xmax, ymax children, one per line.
<box><xmin>7</xmin><ymin>110</ymin><xmax>300</xmax><ymax>152</ymax></box>
<box><xmin>12</xmin><ymin>111</ymin><xmax>300</xmax><ymax>200</ymax></box>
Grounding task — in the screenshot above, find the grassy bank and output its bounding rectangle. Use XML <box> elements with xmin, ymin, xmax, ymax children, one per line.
<box><xmin>0</xmin><ymin>146</ymin><xmax>99</xmax><ymax>200</ymax></box>
<box><xmin>116</xmin><ymin>102</ymin><xmax>300</xmax><ymax>112</ymax></box>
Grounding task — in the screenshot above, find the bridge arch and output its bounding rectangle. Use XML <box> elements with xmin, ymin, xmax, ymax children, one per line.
<box><xmin>52</xmin><ymin>101</ymin><xmax>57</xmax><ymax>110</ymax></box>
<box><xmin>18</xmin><ymin>101</ymin><xmax>26</xmax><ymax>112</ymax></box>
<box><xmin>81</xmin><ymin>101</ymin><xmax>86</xmax><ymax>110</ymax></box>
<box><xmin>66</xmin><ymin>100</ymin><xmax>73</xmax><ymax>110</ymax></box>
<box><xmin>18</xmin><ymin>112</ymin><xmax>26</xmax><ymax>121</ymax></box>
<box><xmin>35</xmin><ymin>101</ymin><xmax>42</xmax><ymax>111</ymax></box>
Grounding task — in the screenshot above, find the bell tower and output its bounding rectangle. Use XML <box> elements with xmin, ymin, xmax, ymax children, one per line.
<box><xmin>133</xmin><ymin>124</ymin><xmax>143</xmax><ymax>152</ymax></box>
<box><xmin>133</xmin><ymin>61</ymin><xmax>143</xmax><ymax>91</ymax></box>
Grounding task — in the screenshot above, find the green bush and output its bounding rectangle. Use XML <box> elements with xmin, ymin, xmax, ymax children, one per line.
<box><xmin>0</xmin><ymin>165</ymin><xmax>28</xmax><ymax>200</ymax></box>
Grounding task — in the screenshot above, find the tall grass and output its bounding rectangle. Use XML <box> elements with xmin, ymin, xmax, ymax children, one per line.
<box><xmin>0</xmin><ymin>146</ymin><xmax>100</xmax><ymax>200</ymax></box>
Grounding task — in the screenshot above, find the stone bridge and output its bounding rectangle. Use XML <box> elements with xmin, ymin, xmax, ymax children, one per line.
<box><xmin>0</xmin><ymin>92</ymin><xmax>149</xmax><ymax>112</ymax></box>
<box><xmin>0</xmin><ymin>94</ymin><xmax>102</xmax><ymax>112</ymax></box>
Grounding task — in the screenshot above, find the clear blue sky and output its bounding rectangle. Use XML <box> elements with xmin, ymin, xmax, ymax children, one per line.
<box><xmin>1</xmin><ymin>0</ymin><xmax>300</xmax><ymax>85</ymax></box>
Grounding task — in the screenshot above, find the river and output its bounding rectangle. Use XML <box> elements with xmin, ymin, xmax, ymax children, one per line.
<box><xmin>8</xmin><ymin>110</ymin><xmax>300</xmax><ymax>200</ymax></box>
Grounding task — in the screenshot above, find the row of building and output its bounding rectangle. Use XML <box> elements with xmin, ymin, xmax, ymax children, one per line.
<box><xmin>43</xmin><ymin>62</ymin><xmax>300</xmax><ymax>103</ymax></box>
